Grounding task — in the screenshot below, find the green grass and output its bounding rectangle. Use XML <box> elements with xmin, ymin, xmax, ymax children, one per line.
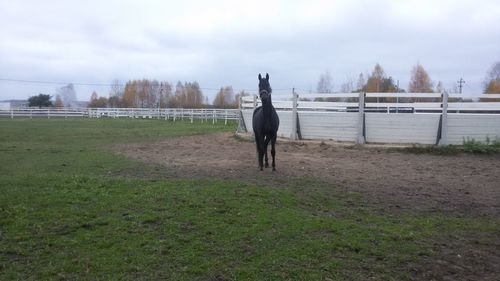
<box><xmin>462</xmin><ymin>137</ymin><xmax>500</xmax><ymax>154</ymax></box>
<box><xmin>394</xmin><ymin>145</ymin><xmax>462</xmax><ymax>155</ymax></box>
<box><xmin>0</xmin><ymin>118</ymin><xmax>498</xmax><ymax>280</ymax></box>
<box><xmin>394</xmin><ymin>138</ymin><xmax>500</xmax><ymax>155</ymax></box>
<box><xmin>0</xmin><ymin>118</ymin><xmax>234</xmax><ymax>177</ymax></box>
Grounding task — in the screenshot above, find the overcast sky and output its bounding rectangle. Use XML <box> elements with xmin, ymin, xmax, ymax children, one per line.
<box><xmin>1</xmin><ymin>0</ymin><xmax>499</xmax><ymax>101</ymax></box>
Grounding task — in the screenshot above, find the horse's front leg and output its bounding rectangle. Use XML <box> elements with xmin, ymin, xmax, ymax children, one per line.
<box><xmin>255</xmin><ymin>134</ymin><xmax>264</xmax><ymax>171</ymax></box>
<box><xmin>264</xmin><ymin>136</ymin><xmax>271</xmax><ymax>168</ymax></box>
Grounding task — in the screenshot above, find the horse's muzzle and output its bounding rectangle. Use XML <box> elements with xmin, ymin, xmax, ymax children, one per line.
<box><xmin>260</xmin><ymin>90</ymin><xmax>269</xmax><ymax>100</ymax></box>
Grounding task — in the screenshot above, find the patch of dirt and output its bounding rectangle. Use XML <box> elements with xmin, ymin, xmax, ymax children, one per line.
<box><xmin>114</xmin><ymin>132</ymin><xmax>500</xmax><ymax>216</ymax></box>
<box><xmin>113</xmin><ymin>132</ymin><xmax>500</xmax><ymax>280</ymax></box>
<box><xmin>409</xmin><ymin>232</ymin><xmax>500</xmax><ymax>281</ymax></box>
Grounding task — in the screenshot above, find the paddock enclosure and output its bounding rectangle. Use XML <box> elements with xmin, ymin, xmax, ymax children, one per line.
<box><xmin>1</xmin><ymin>115</ymin><xmax>499</xmax><ymax>280</ymax></box>
<box><xmin>240</xmin><ymin>92</ymin><xmax>500</xmax><ymax>145</ymax></box>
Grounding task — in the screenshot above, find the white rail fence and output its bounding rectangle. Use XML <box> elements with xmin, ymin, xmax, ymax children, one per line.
<box><xmin>0</xmin><ymin>108</ymin><xmax>239</xmax><ymax>124</ymax></box>
<box><xmin>239</xmin><ymin>92</ymin><xmax>500</xmax><ymax>145</ymax></box>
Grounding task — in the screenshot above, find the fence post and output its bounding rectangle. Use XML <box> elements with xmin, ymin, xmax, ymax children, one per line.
<box><xmin>191</xmin><ymin>109</ymin><xmax>194</xmax><ymax>123</ymax></box>
<box><xmin>290</xmin><ymin>89</ymin><xmax>298</xmax><ymax>140</ymax></box>
<box><xmin>438</xmin><ymin>91</ymin><xmax>449</xmax><ymax>146</ymax></box>
<box><xmin>225</xmin><ymin>110</ymin><xmax>228</xmax><ymax>125</ymax></box>
<box><xmin>48</xmin><ymin>108</ymin><xmax>50</xmax><ymax>119</ymax></box>
<box><xmin>237</xmin><ymin>96</ymin><xmax>247</xmax><ymax>133</ymax></box>
<box><xmin>11</xmin><ymin>109</ymin><xmax>13</xmax><ymax>119</ymax></box>
<box><xmin>357</xmin><ymin>92</ymin><xmax>366</xmax><ymax>144</ymax></box>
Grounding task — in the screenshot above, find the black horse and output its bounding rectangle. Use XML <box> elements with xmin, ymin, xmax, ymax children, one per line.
<box><xmin>253</xmin><ymin>73</ymin><xmax>280</xmax><ymax>171</ymax></box>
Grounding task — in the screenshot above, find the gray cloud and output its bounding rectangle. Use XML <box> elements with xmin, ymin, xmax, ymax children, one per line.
<box><xmin>0</xmin><ymin>0</ymin><xmax>499</xmax><ymax>101</ymax></box>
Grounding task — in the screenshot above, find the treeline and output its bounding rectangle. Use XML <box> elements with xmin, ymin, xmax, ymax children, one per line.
<box><xmin>90</xmin><ymin>80</ymin><xmax>204</xmax><ymax>108</ymax></box>
<box><xmin>80</xmin><ymin>61</ymin><xmax>500</xmax><ymax>108</ymax></box>
<box><xmin>317</xmin><ymin>61</ymin><xmax>500</xmax><ymax>95</ymax></box>
<box><xmin>317</xmin><ymin>63</ymin><xmax>439</xmax><ymax>95</ymax></box>
<box><xmin>212</xmin><ymin>86</ymin><xmax>249</xmax><ymax>108</ymax></box>
<box><xmin>88</xmin><ymin>80</ymin><xmax>249</xmax><ymax>108</ymax></box>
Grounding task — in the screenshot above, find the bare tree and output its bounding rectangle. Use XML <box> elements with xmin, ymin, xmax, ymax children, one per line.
<box><xmin>148</xmin><ymin>80</ymin><xmax>160</xmax><ymax>107</ymax></box>
<box><xmin>57</xmin><ymin>84</ymin><xmax>77</xmax><ymax>107</ymax></box>
<box><xmin>435</xmin><ymin>81</ymin><xmax>444</xmax><ymax>93</ymax></box>
<box><xmin>110</xmin><ymin>79</ymin><xmax>123</xmax><ymax>98</ymax></box>
<box><xmin>356</xmin><ymin>73</ymin><xmax>366</xmax><ymax>92</ymax></box>
<box><xmin>171</xmin><ymin>81</ymin><xmax>204</xmax><ymax>108</ymax></box>
<box><xmin>340</xmin><ymin>77</ymin><xmax>355</xmax><ymax>93</ymax></box>
<box><xmin>159</xmin><ymin>82</ymin><xmax>173</xmax><ymax>108</ymax></box>
<box><xmin>108</xmin><ymin>80</ymin><xmax>123</xmax><ymax>107</ymax></box>
<box><xmin>213</xmin><ymin>86</ymin><xmax>236</xmax><ymax>108</ymax></box>
<box><xmin>316</xmin><ymin>71</ymin><xmax>334</xmax><ymax>93</ymax></box>
<box><xmin>187</xmin><ymin>82</ymin><xmax>204</xmax><ymax>108</ymax></box>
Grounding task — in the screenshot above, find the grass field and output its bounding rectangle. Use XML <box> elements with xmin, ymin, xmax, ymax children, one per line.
<box><xmin>0</xmin><ymin>119</ymin><xmax>498</xmax><ymax>280</ymax></box>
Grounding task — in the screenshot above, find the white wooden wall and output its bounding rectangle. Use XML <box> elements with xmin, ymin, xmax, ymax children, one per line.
<box><xmin>240</xmin><ymin>92</ymin><xmax>500</xmax><ymax>145</ymax></box>
<box><xmin>446</xmin><ymin>114</ymin><xmax>500</xmax><ymax>144</ymax></box>
<box><xmin>298</xmin><ymin>112</ymin><xmax>358</xmax><ymax>141</ymax></box>
<box><xmin>365</xmin><ymin>113</ymin><xmax>441</xmax><ymax>144</ymax></box>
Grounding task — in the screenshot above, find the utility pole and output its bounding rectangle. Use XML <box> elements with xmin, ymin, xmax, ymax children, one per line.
<box><xmin>457</xmin><ymin>78</ymin><xmax>465</xmax><ymax>94</ymax></box>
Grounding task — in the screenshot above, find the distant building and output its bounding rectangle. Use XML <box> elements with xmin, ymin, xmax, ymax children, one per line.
<box><xmin>0</xmin><ymin>102</ymin><xmax>10</xmax><ymax>110</ymax></box>
<box><xmin>0</xmin><ymin>99</ymin><xmax>88</xmax><ymax>109</ymax></box>
<box><xmin>0</xmin><ymin>99</ymin><xmax>29</xmax><ymax>109</ymax></box>
<box><xmin>75</xmin><ymin>101</ymin><xmax>89</xmax><ymax>108</ymax></box>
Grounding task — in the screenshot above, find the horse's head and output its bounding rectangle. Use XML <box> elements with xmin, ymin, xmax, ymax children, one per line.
<box><xmin>258</xmin><ymin>73</ymin><xmax>272</xmax><ymax>103</ymax></box>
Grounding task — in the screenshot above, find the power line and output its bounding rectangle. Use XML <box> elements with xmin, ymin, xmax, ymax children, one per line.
<box><xmin>0</xmin><ymin>78</ymin><xmax>113</xmax><ymax>87</ymax></box>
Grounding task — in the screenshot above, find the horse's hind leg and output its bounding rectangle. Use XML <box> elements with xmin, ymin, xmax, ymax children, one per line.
<box><xmin>271</xmin><ymin>134</ymin><xmax>277</xmax><ymax>171</ymax></box>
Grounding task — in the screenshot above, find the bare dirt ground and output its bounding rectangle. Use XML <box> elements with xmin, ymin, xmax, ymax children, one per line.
<box><xmin>114</xmin><ymin>132</ymin><xmax>500</xmax><ymax>216</ymax></box>
<box><xmin>113</xmin><ymin>132</ymin><xmax>500</xmax><ymax>280</ymax></box>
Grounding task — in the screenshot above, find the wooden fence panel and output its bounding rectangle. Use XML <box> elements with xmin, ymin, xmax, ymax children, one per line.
<box><xmin>298</xmin><ymin>112</ymin><xmax>358</xmax><ymax>141</ymax></box>
<box><xmin>365</xmin><ymin>113</ymin><xmax>441</xmax><ymax>144</ymax></box>
<box><xmin>446</xmin><ymin>114</ymin><xmax>500</xmax><ymax>144</ymax></box>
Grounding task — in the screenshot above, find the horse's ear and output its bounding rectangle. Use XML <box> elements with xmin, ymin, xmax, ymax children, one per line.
<box><xmin>258</xmin><ymin>74</ymin><xmax>262</xmax><ymax>81</ymax></box>
<box><xmin>266</xmin><ymin>73</ymin><xmax>269</xmax><ymax>81</ymax></box>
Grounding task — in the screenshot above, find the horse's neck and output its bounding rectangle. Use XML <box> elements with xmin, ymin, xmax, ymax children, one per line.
<box><xmin>262</xmin><ymin>99</ymin><xmax>273</xmax><ymax>117</ymax></box>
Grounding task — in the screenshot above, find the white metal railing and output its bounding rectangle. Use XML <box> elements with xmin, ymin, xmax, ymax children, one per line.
<box><xmin>0</xmin><ymin>107</ymin><xmax>239</xmax><ymax>124</ymax></box>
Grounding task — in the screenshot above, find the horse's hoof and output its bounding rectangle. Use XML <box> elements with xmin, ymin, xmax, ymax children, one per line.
<box><xmin>265</xmin><ymin>164</ymin><xmax>269</xmax><ymax>168</ymax></box>
<box><xmin>259</xmin><ymin>167</ymin><xmax>263</xmax><ymax>171</ymax></box>
<box><xmin>272</xmin><ymin>168</ymin><xmax>276</xmax><ymax>172</ymax></box>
